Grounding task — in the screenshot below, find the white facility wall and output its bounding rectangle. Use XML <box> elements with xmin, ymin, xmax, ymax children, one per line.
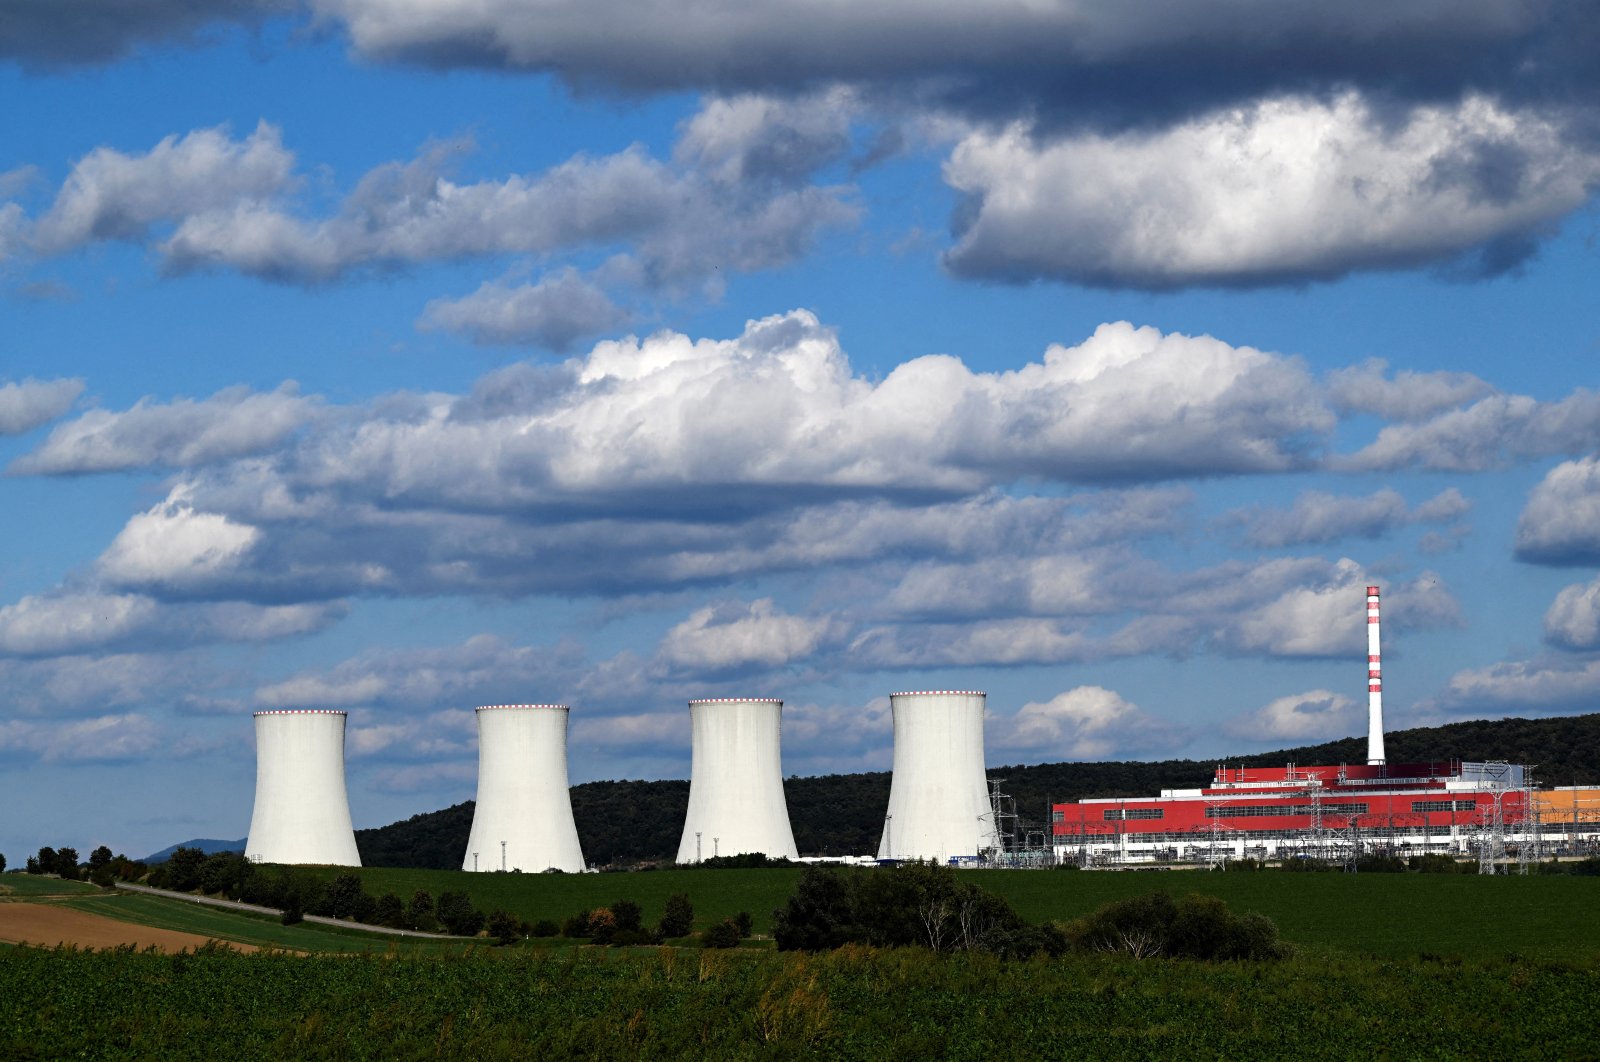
<box><xmin>878</xmin><ymin>692</ymin><xmax>998</xmax><ymax>861</ymax></box>
<box><xmin>463</xmin><ymin>705</ymin><xmax>586</xmax><ymax>873</ymax></box>
<box><xmin>245</xmin><ymin>711</ymin><xmax>361</xmax><ymax>866</ymax></box>
<box><xmin>676</xmin><ymin>699</ymin><xmax>799</xmax><ymax>862</ymax></box>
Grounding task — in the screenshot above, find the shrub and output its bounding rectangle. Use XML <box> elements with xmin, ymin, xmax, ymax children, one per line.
<box><xmin>588</xmin><ymin>908</ymin><xmax>617</xmax><ymax>945</ymax></box>
<box><xmin>702</xmin><ymin>919</ymin><xmax>742</xmax><ymax>949</ymax></box>
<box><xmin>281</xmin><ymin>897</ymin><xmax>303</xmax><ymax>926</ymax></box>
<box><xmin>611</xmin><ymin>899</ymin><xmax>643</xmax><ymax>933</ymax></box>
<box><xmin>487</xmin><ymin>909</ymin><xmax>522</xmax><ymax>946</ymax></box>
<box><xmin>372</xmin><ymin>892</ymin><xmax>406</xmax><ymax>929</ymax></box>
<box><xmin>1411</xmin><ymin>853</ymin><xmax>1469</xmax><ymax>874</ymax></box>
<box><xmin>1065</xmin><ymin>891</ymin><xmax>1289</xmax><ymax>961</ymax></box>
<box><xmin>437</xmin><ymin>891</ymin><xmax>485</xmax><ymax>936</ymax></box>
<box><xmin>1353</xmin><ymin>853</ymin><xmax>1407</xmax><ymax>874</ymax></box>
<box><xmin>562</xmin><ymin>911</ymin><xmax>593</xmax><ymax>938</ymax></box>
<box><xmin>658</xmin><ymin>893</ymin><xmax>694</xmax><ymax>938</ymax></box>
<box><xmin>530</xmin><ymin>919</ymin><xmax>560</xmax><ymax>938</ymax></box>
<box><xmin>733</xmin><ymin>911</ymin><xmax>752</xmax><ymax>938</ymax></box>
<box><xmin>405</xmin><ymin>890</ymin><xmax>438</xmax><ymax>933</ymax></box>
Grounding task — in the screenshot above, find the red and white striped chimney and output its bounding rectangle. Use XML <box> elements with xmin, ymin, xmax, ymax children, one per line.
<box><xmin>1366</xmin><ymin>585</ymin><xmax>1385</xmax><ymax>765</ymax></box>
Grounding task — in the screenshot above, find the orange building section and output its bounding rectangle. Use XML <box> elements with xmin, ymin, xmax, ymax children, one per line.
<box><xmin>1534</xmin><ymin>788</ymin><xmax>1600</xmax><ymax>825</ymax></box>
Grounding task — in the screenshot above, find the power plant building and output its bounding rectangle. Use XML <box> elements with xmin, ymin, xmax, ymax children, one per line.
<box><xmin>245</xmin><ymin>709</ymin><xmax>361</xmax><ymax>866</ymax></box>
<box><xmin>463</xmin><ymin>704</ymin><xmax>586</xmax><ymax>873</ymax></box>
<box><xmin>878</xmin><ymin>690</ymin><xmax>999</xmax><ymax>862</ymax></box>
<box><xmin>676</xmin><ymin>698</ymin><xmax>799</xmax><ymax>863</ymax></box>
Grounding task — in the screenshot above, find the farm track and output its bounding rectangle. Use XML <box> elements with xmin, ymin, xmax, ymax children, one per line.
<box><xmin>0</xmin><ymin>902</ymin><xmax>257</xmax><ymax>952</ymax></box>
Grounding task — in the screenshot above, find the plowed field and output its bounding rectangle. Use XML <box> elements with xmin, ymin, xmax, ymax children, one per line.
<box><xmin>0</xmin><ymin>902</ymin><xmax>255</xmax><ymax>952</ymax></box>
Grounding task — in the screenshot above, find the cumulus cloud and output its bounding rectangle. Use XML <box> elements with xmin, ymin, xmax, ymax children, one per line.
<box><xmin>675</xmin><ymin>89</ymin><xmax>860</xmax><ymax>186</ymax></box>
<box><xmin>419</xmin><ymin>269</ymin><xmax>628</xmax><ymax>351</ymax></box>
<box><xmin>944</xmin><ymin>93</ymin><xmax>1600</xmax><ymax>289</ymax></box>
<box><xmin>0</xmin><ymin>713</ymin><xmax>162</xmax><ymax>763</ymax></box>
<box><xmin>1338</xmin><ymin>391</ymin><xmax>1600</xmax><ymax>473</ymax></box>
<box><xmin>96</xmin><ymin>485</ymin><xmax>263</xmax><ymax>592</ymax></box>
<box><xmin>1545</xmin><ymin>577</ymin><xmax>1600</xmax><ymax>652</ymax></box>
<box><xmin>990</xmin><ymin>686</ymin><xmax>1182</xmax><ymax>758</ymax></box>
<box><xmin>0</xmin><ymin>377</ymin><xmax>83</xmax><ymax>435</ymax></box>
<box><xmin>11</xmin><ymin>383</ymin><xmax>317</xmax><ymax>474</ymax></box>
<box><xmin>657</xmin><ymin>598</ymin><xmax>844</xmax><ymax>673</ymax></box>
<box><xmin>1232</xmin><ymin>488</ymin><xmax>1470</xmax><ymax>548</ymax></box>
<box><xmin>30</xmin><ymin>122</ymin><xmax>295</xmax><ymax>253</ymax></box>
<box><xmin>1515</xmin><ymin>457</ymin><xmax>1600</xmax><ymax>566</ymax></box>
<box><xmin>1220</xmin><ymin>561</ymin><xmax>1460</xmax><ymax>658</ymax></box>
<box><xmin>1432</xmin><ymin>655</ymin><xmax>1600</xmax><ymax>714</ymax></box>
<box><xmin>1225</xmin><ymin>690</ymin><xmax>1360</xmax><ymax>743</ymax></box>
<box><xmin>315</xmin><ymin>0</ymin><xmax>1598</xmax><ymax>125</ymax></box>
<box><xmin>0</xmin><ymin>590</ymin><xmax>343</xmax><ymax>656</ymax></box>
<box><xmin>1326</xmin><ymin>359</ymin><xmax>1494</xmax><ymax>422</ymax></box>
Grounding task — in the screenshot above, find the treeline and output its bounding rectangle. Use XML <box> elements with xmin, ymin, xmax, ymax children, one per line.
<box><xmin>18</xmin><ymin>845</ymin><xmax>147</xmax><ymax>885</ymax></box>
<box><xmin>345</xmin><ymin>712</ymin><xmax>1600</xmax><ymax>868</ymax></box>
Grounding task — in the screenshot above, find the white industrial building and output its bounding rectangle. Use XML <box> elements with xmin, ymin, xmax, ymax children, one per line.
<box><xmin>463</xmin><ymin>704</ymin><xmax>587</xmax><ymax>873</ymax></box>
<box><xmin>878</xmin><ymin>690</ymin><xmax>999</xmax><ymax>862</ymax></box>
<box><xmin>676</xmin><ymin>698</ymin><xmax>799</xmax><ymax>863</ymax></box>
<box><xmin>245</xmin><ymin>710</ymin><xmax>361</xmax><ymax>866</ymax></box>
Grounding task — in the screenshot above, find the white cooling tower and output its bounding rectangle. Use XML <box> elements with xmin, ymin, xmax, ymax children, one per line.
<box><xmin>675</xmin><ymin>698</ymin><xmax>799</xmax><ymax>863</ymax></box>
<box><xmin>878</xmin><ymin>690</ymin><xmax>998</xmax><ymax>861</ymax></box>
<box><xmin>463</xmin><ymin>704</ymin><xmax>586</xmax><ymax>873</ymax></box>
<box><xmin>245</xmin><ymin>710</ymin><xmax>361</xmax><ymax>866</ymax></box>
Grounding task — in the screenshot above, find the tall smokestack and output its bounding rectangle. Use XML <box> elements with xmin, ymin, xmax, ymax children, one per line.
<box><xmin>1367</xmin><ymin>585</ymin><xmax>1385</xmax><ymax>765</ymax></box>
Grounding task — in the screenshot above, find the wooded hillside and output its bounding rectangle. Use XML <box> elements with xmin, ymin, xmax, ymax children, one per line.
<box><xmin>355</xmin><ymin>712</ymin><xmax>1600</xmax><ymax>869</ymax></box>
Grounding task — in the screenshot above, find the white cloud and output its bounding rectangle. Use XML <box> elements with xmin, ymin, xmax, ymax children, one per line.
<box><xmin>675</xmin><ymin>89</ymin><xmax>859</xmax><ymax>186</ymax></box>
<box><xmin>0</xmin><ymin>713</ymin><xmax>161</xmax><ymax>763</ymax></box>
<box><xmin>0</xmin><ymin>589</ymin><xmax>343</xmax><ymax>657</ymax></box>
<box><xmin>1221</xmin><ymin>562</ymin><xmax>1460</xmax><ymax>658</ymax></box>
<box><xmin>1233</xmin><ymin>487</ymin><xmax>1470</xmax><ymax>548</ymax></box>
<box><xmin>1326</xmin><ymin>359</ymin><xmax>1493</xmax><ymax>421</ymax></box>
<box><xmin>1433</xmin><ymin>656</ymin><xmax>1600</xmax><ymax>713</ymax></box>
<box><xmin>1545</xmin><ymin>577</ymin><xmax>1600</xmax><ymax>652</ymax></box>
<box><xmin>658</xmin><ymin>598</ymin><xmax>843</xmax><ymax>672</ymax></box>
<box><xmin>990</xmin><ymin>686</ymin><xmax>1180</xmax><ymax>758</ymax></box>
<box><xmin>97</xmin><ymin>485</ymin><xmax>262</xmax><ymax>591</ymax></box>
<box><xmin>1515</xmin><ymin>457</ymin><xmax>1600</xmax><ymax>565</ymax></box>
<box><xmin>31</xmin><ymin>122</ymin><xmax>295</xmax><ymax>253</ymax></box>
<box><xmin>943</xmin><ymin>93</ymin><xmax>1600</xmax><ymax>289</ymax></box>
<box><xmin>11</xmin><ymin>383</ymin><xmax>317</xmax><ymax>474</ymax></box>
<box><xmin>1225</xmin><ymin>689</ymin><xmax>1360</xmax><ymax>743</ymax></box>
<box><xmin>419</xmin><ymin>268</ymin><xmax>628</xmax><ymax>350</ymax></box>
<box><xmin>0</xmin><ymin>377</ymin><xmax>84</xmax><ymax>435</ymax></box>
<box><xmin>1338</xmin><ymin>390</ymin><xmax>1600</xmax><ymax>472</ymax></box>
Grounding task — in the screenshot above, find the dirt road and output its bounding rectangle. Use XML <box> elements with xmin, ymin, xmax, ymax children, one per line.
<box><xmin>0</xmin><ymin>902</ymin><xmax>257</xmax><ymax>952</ymax></box>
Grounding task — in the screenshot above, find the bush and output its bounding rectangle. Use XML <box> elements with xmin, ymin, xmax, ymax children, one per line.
<box><xmin>611</xmin><ymin>899</ymin><xmax>643</xmax><ymax>934</ymax></box>
<box><xmin>658</xmin><ymin>893</ymin><xmax>694</xmax><ymax>938</ymax></box>
<box><xmin>487</xmin><ymin>909</ymin><xmax>522</xmax><ymax>946</ymax></box>
<box><xmin>702</xmin><ymin>919</ymin><xmax>742</xmax><ymax>948</ymax></box>
<box><xmin>405</xmin><ymin>890</ymin><xmax>438</xmax><ymax>933</ymax></box>
<box><xmin>1065</xmin><ymin>891</ymin><xmax>1289</xmax><ymax>961</ymax></box>
<box><xmin>372</xmin><ymin>892</ymin><xmax>406</xmax><ymax>929</ymax></box>
<box><xmin>281</xmin><ymin>897</ymin><xmax>303</xmax><ymax>926</ymax></box>
<box><xmin>561</xmin><ymin>911</ymin><xmax>593</xmax><ymax>938</ymax></box>
<box><xmin>1353</xmin><ymin>853</ymin><xmax>1407</xmax><ymax>874</ymax></box>
<box><xmin>530</xmin><ymin>919</ymin><xmax>560</xmax><ymax>938</ymax></box>
<box><xmin>437</xmin><ymin>891</ymin><xmax>485</xmax><ymax>936</ymax></box>
<box><xmin>733</xmin><ymin>911</ymin><xmax>752</xmax><ymax>938</ymax></box>
<box><xmin>1277</xmin><ymin>857</ymin><xmax>1336</xmax><ymax>872</ymax></box>
<box><xmin>1411</xmin><ymin>853</ymin><xmax>1469</xmax><ymax>874</ymax></box>
<box><xmin>588</xmin><ymin>908</ymin><xmax>617</xmax><ymax>945</ymax></box>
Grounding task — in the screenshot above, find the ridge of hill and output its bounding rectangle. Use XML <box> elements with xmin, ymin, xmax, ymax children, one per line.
<box><xmin>355</xmin><ymin>712</ymin><xmax>1600</xmax><ymax>869</ymax></box>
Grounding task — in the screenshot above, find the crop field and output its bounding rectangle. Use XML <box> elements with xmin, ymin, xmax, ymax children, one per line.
<box><xmin>2</xmin><ymin>942</ymin><xmax>1597</xmax><ymax>1059</ymax></box>
<box><xmin>0</xmin><ymin>874</ymin><xmax>104</xmax><ymax>900</ymax></box>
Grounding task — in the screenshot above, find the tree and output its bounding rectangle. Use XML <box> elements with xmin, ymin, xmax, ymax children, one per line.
<box><xmin>487</xmin><ymin>909</ymin><xmax>522</xmax><ymax>945</ymax></box>
<box><xmin>318</xmin><ymin>873</ymin><xmax>368</xmax><ymax>920</ymax></box>
<box><xmin>702</xmin><ymin>919</ymin><xmax>742</xmax><ymax>948</ymax></box>
<box><xmin>436</xmin><ymin>891</ymin><xmax>484</xmax><ymax>936</ymax></box>
<box><xmin>53</xmin><ymin>848</ymin><xmax>80</xmax><ymax>880</ymax></box>
<box><xmin>0</xmin><ymin>852</ymin><xmax>6</xmax><ymax>874</ymax></box>
<box><xmin>35</xmin><ymin>847</ymin><xmax>56</xmax><ymax>877</ymax></box>
<box><xmin>372</xmin><ymin>892</ymin><xmax>405</xmax><ymax>928</ymax></box>
<box><xmin>658</xmin><ymin>893</ymin><xmax>694</xmax><ymax>938</ymax></box>
<box><xmin>165</xmin><ymin>847</ymin><xmax>207</xmax><ymax>892</ymax></box>
<box><xmin>611</xmin><ymin>899</ymin><xmax>643</xmax><ymax>933</ymax></box>
<box><xmin>405</xmin><ymin>889</ymin><xmax>438</xmax><ymax>932</ymax></box>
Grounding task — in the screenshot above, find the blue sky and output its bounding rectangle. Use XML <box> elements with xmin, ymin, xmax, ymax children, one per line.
<box><xmin>3</xmin><ymin>2</ymin><xmax>1600</xmax><ymax>860</ymax></box>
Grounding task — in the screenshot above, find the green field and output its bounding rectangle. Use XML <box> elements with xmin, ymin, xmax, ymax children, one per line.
<box><xmin>0</xmin><ymin>875</ymin><xmax>104</xmax><ymax>900</ymax></box>
<box><xmin>284</xmin><ymin>864</ymin><xmax>1600</xmax><ymax>960</ymax></box>
<box><xmin>52</xmin><ymin>892</ymin><xmax>467</xmax><ymax>955</ymax></box>
<box><xmin>2</xmin><ymin>943</ymin><xmax>1597</xmax><ymax>1059</ymax></box>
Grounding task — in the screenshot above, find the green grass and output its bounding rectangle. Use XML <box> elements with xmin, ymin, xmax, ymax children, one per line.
<box><xmin>2</xmin><ymin>944</ymin><xmax>1597</xmax><ymax>1059</ymax></box>
<box><xmin>0</xmin><ymin>875</ymin><xmax>104</xmax><ymax>900</ymax></box>
<box><xmin>53</xmin><ymin>892</ymin><xmax>468</xmax><ymax>955</ymax></box>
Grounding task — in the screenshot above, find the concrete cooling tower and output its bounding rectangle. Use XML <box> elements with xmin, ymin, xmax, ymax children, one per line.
<box><xmin>463</xmin><ymin>705</ymin><xmax>586</xmax><ymax>873</ymax></box>
<box><xmin>245</xmin><ymin>710</ymin><xmax>361</xmax><ymax>866</ymax></box>
<box><xmin>676</xmin><ymin>698</ymin><xmax>799</xmax><ymax>863</ymax></box>
<box><xmin>878</xmin><ymin>691</ymin><xmax>999</xmax><ymax>862</ymax></box>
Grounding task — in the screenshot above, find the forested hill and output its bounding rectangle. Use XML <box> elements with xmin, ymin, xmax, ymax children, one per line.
<box><xmin>356</xmin><ymin>712</ymin><xmax>1600</xmax><ymax>869</ymax></box>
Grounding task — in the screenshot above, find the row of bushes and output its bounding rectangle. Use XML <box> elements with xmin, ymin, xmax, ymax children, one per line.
<box><xmin>772</xmin><ymin>864</ymin><xmax>1289</xmax><ymax>962</ymax></box>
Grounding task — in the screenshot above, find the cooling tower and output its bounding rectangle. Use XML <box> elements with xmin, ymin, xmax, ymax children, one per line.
<box><xmin>878</xmin><ymin>691</ymin><xmax>998</xmax><ymax>861</ymax></box>
<box><xmin>244</xmin><ymin>710</ymin><xmax>361</xmax><ymax>866</ymax></box>
<box><xmin>463</xmin><ymin>705</ymin><xmax>586</xmax><ymax>873</ymax></box>
<box><xmin>675</xmin><ymin>698</ymin><xmax>799</xmax><ymax>863</ymax></box>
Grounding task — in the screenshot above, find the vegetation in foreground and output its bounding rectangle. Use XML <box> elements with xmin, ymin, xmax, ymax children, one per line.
<box><xmin>2</xmin><ymin>943</ymin><xmax>1596</xmax><ymax>1060</ymax></box>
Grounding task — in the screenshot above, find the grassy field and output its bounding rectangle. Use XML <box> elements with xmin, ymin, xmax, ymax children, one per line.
<box><xmin>274</xmin><ymin>864</ymin><xmax>1600</xmax><ymax>960</ymax></box>
<box><xmin>0</xmin><ymin>874</ymin><xmax>104</xmax><ymax>900</ymax></box>
<box><xmin>2</xmin><ymin>943</ymin><xmax>1597</xmax><ymax>1059</ymax></box>
<box><xmin>49</xmin><ymin>892</ymin><xmax>468</xmax><ymax>955</ymax></box>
